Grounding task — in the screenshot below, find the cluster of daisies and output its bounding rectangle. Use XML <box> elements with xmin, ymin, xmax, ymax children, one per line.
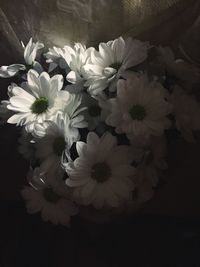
<box><xmin>1</xmin><ymin>37</ymin><xmax>200</xmax><ymax>226</ymax></box>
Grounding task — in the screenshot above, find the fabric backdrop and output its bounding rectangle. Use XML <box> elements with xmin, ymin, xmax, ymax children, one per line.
<box><xmin>0</xmin><ymin>0</ymin><xmax>200</xmax><ymax>60</ymax></box>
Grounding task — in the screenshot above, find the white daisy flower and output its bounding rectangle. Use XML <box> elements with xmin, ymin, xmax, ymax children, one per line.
<box><xmin>62</xmin><ymin>43</ymin><xmax>95</xmax><ymax>93</ymax></box>
<box><xmin>83</xmin><ymin>37</ymin><xmax>149</xmax><ymax>95</ymax></box>
<box><xmin>0</xmin><ymin>38</ymin><xmax>44</xmax><ymax>78</ymax></box>
<box><xmin>65</xmin><ymin>132</ymin><xmax>135</xmax><ymax>209</ymax></box>
<box><xmin>106</xmin><ymin>73</ymin><xmax>171</xmax><ymax>138</ymax></box>
<box><xmin>34</xmin><ymin>113</ymin><xmax>79</xmax><ymax>181</ymax></box>
<box><xmin>169</xmin><ymin>86</ymin><xmax>200</xmax><ymax>142</ymax></box>
<box><xmin>22</xmin><ymin>37</ymin><xmax>44</xmax><ymax>66</ymax></box>
<box><xmin>21</xmin><ymin>173</ymin><xmax>78</xmax><ymax>226</ymax></box>
<box><xmin>7</xmin><ymin>70</ymin><xmax>64</xmax><ymax>133</ymax></box>
<box><xmin>44</xmin><ymin>46</ymin><xmax>69</xmax><ymax>72</ymax></box>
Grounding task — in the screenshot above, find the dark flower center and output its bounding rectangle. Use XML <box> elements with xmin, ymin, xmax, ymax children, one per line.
<box><xmin>43</xmin><ymin>187</ymin><xmax>60</xmax><ymax>203</ymax></box>
<box><xmin>91</xmin><ymin>162</ymin><xmax>111</xmax><ymax>183</ymax></box>
<box><xmin>53</xmin><ymin>136</ymin><xmax>66</xmax><ymax>156</ymax></box>
<box><xmin>88</xmin><ymin>105</ymin><xmax>101</xmax><ymax>117</ymax></box>
<box><xmin>129</xmin><ymin>104</ymin><xmax>146</xmax><ymax>121</ymax></box>
<box><xmin>31</xmin><ymin>97</ymin><xmax>49</xmax><ymax>114</ymax></box>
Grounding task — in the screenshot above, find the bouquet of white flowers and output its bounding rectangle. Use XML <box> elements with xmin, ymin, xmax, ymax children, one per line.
<box><xmin>0</xmin><ymin>37</ymin><xmax>200</xmax><ymax>226</ymax></box>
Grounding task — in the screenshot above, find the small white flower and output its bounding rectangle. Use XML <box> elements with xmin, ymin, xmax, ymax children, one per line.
<box><xmin>63</xmin><ymin>43</ymin><xmax>94</xmax><ymax>93</ymax></box>
<box><xmin>0</xmin><ymin>38</ymin><xmax>44</xmax><ymax>78</ymax></box>
<box><xmin>83</xmin><ymin>37</ymin><xmax>149</xmax><ymax>95</ymax></box>
<box><xmin>44</xmin><ymin>46</ymin><xmax>69</xmax><ymax>72</ymax></box>
<box><xmin>7</xmin><ymin>70</ymin><xmax>64</xmax><ymax>133</ymax></box>
<box><xmin>106</xmin><ymin>73</ymin><xmax>171</xmax><ymax>138</ymax></box>
<box><xmin>22</xmin><ymin>38</ymin><xmax>44</xmax><ymax>66</ymax></box>
<box><xmin>21</xmin><ymin>173</ymin><xmax>78</xmax><ymax>226</ymax></box>
<box><xmin>65</xmin><ymin>132</ymin><xmax>135</xmax><ymax>209</ymax></box>
<box><xmin>169</xmin><ymin>86</ymin><xmax>200</xmax><ymax>142</ymax></box>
